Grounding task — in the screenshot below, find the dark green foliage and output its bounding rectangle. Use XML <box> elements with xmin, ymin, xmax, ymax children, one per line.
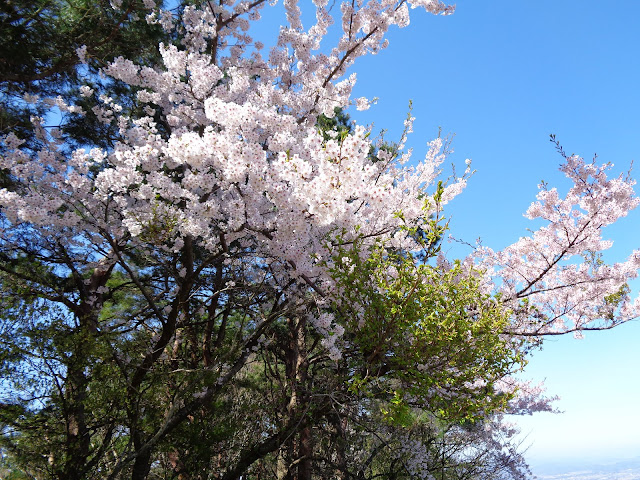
<box><xmin>316</xmin><ymin>107</ymin><xmax>353</xmax><ymax>141</ymax></box>
<box><xmin>0</xmin><ymin>0</ymin><xmax>167</xmax><ymax>152</ymax></box>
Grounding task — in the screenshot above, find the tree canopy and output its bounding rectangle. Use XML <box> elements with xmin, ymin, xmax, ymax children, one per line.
<box><xmin>0</xmin><ymin>1</ymin><xmax>638</xmax><ymax>479</ymax></box>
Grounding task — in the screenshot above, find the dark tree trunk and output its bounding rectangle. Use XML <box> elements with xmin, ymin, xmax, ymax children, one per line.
<box><xmin>297</xmin><ymin>425</ymin><xmax>313</xmax><ymax>480</ymax></box>
<box><xmin>60</xmin><ymin>358</ymin><xmax>89</xmax><ymax>480</ymax></box>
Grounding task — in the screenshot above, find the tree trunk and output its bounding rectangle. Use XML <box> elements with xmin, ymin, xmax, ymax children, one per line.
<box><xmin>297</xmin><ymin>426</ymin><xmax>313</xmax><ymax>480</ymax></box>
<box><xmin>281</xmin><ymin>316</ymin><xmax>311</xmax><ymax>480</ymax></box>
<box><xmin>61</xmin><ymin>359</ymin><xmax>89</xmax><ymax>480</ymax></box>
<box><xmin>131</xmin><ymin>447</ymin><xmax>152</xmax><ymax>480</ymax></box>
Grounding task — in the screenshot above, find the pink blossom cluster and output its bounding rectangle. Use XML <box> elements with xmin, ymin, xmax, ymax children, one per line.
<box><xmin>473</xmin><ymin>156</ymin><xmax>640</xmax><ymax>336</ymax></box>
<box><xmin>0</xmin><ymin>0</ymin><xmax>460</xmax><ymax>356</ymax></box>
<box><xmin>497</xmin><ymin>377</ymin><xmax>559</xmax><ymax>415</ymax></box>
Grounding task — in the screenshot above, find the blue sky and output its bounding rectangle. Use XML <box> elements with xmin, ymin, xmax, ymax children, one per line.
<box><xmin>254</xmin><ymin>0</ymin><xmax>640</xmax><ymax>470</ymax></box>
<box><xmin>345</xmin><ymin>0</ymin><xmax>640</xmax><ymax>469</ymax></box>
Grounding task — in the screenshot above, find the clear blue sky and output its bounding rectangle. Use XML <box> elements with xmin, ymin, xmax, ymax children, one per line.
<box><xmin>346</xmin><ymin>0</ymin><xmax>640</xmax><ymax>469</ymax></box>
<box><xmin>254</xmin><ymin>0</ymin><xmax>640</xmax><ymax>470</ymax></box>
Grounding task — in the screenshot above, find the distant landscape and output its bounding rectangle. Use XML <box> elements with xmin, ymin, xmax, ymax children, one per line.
<box><xmin>532</xmin><ymin>457</ymin><xmax>640</xmax><ymax>480</ymax></box>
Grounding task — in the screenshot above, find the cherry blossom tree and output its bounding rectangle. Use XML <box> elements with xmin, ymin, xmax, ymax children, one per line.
<box><xmin>0</xmin><ymin>0</ymin><xmax>639</xmax><ymax>479</ymax></box>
